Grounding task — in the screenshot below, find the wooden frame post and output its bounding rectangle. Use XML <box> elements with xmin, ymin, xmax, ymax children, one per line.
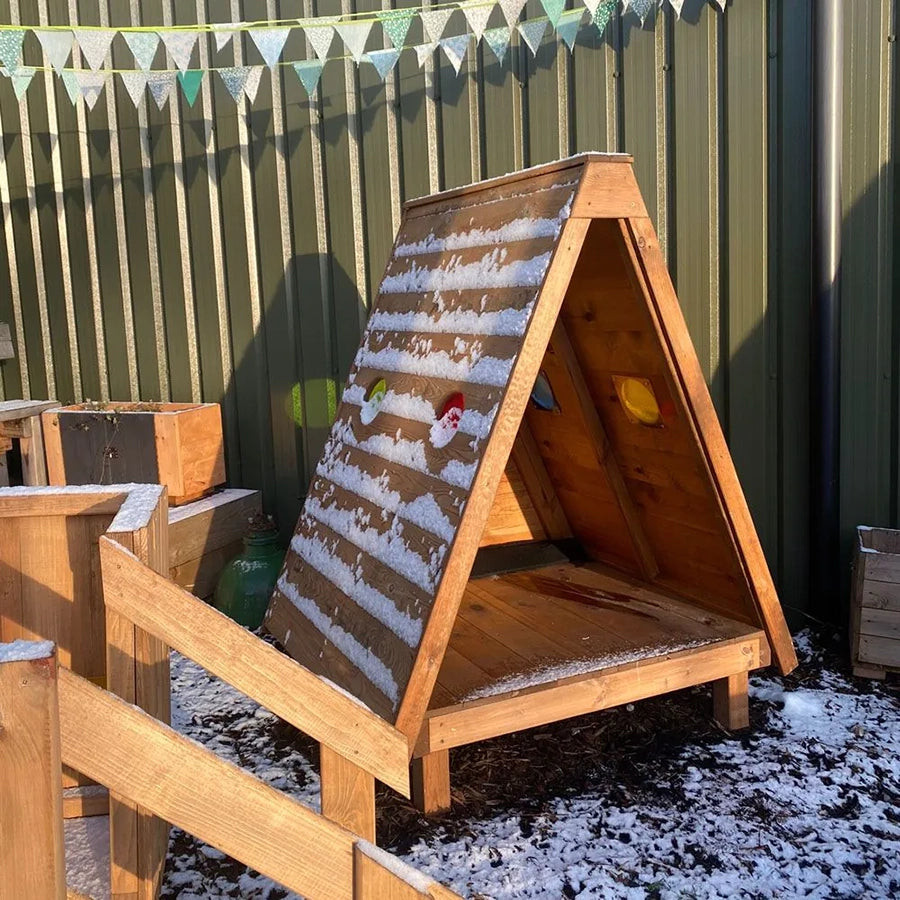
<box><xmin>0</xmin><ymin>642</ymin><xmax>66</xmax><ymax>898</ymax></box>
<box><xmin>411</xmin><ymin>750</ymin><xmax>451</xmax><ymax>815</ymax></box>
<box><xmin>712</xmin><ymin>671</ymin><xmax>750</xmax><ymax>730</ymax></box>
<box><xmin>320</xmin><ymin>744</ymin><xmax>376</xmax><ymax>842</ymax></box>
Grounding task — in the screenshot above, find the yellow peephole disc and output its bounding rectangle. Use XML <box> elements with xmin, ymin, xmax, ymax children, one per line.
<box><xmin>619</xmin><ymin>378</ymin><xmax>661</xmax><ymax>426</ymax></box>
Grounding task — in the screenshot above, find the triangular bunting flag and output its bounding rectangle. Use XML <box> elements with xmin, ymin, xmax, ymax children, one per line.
<box><xmin>540</xmin><ymin>0</ymin><xmax>567</xmax><ymax>28</ymax></box>
<box><xmin>0</xmin><ymin>29</ymin><xmax>26</xmax><ymax>72</ymax></box>
<box><xmin>714</xmin><ymin>0</ymin><xmax>726</xmax><ymax>11</ymax></box>
<box><xmin>243</xmin><ymin>66</ymin><xmax>263</xmax><ymax>103</ymax></box>
<box><xmin>11</xmin><ymin>67</ymin><xmax>35</xmax><ymax>102</ymax></box>
<box><xmin>483</xmin><ymin>26</ymin><xmax>511</xmax><ymax>65</ymax></box>
<box><xmin>668</xmin><ymin>0</ymin><xmax>686</xmax><ymax>17</ymax></box>
<box><xmin>250</xmin><ymin>27</ymin><xmax>290</xmax><ymax>68</ymax></box>
<box><xmin>463</xmin><ymin>4</ymin><xmax>494</xmax><ymax>42</ymax></box>
<box><xmin>582</xmin><ymin>0</ymin><xmax>601</xmax><ymax>15</ymax></box>
<box><xmin>517</xmin><ymin>19</ymin><xmax>547</xmax><ymax>57</ymax></box>
<box><xmin>334</xmin><ymin>21</ymin><xmax>373</xmax><ymax>64</ymax></box>
<box><xmin>498</xmin><ymin>0</ymin><xmax>528</xmax><ymax>28</ymax></box>
<box><xmin>414</xmin><ymin>42</ymin><xmax>437</xmax><ymax>68</ymax></box>
<box><xmin>420</xmin><ymin>9</ymin><xmax>454</xmax><ymax>43</ymax></box>
<box><xmin>556</xmin><ymin>9</ymin><xmax>583</xmax><ymax>51</ymax></box>
<box><xmin>119</xmin><ymin>70</ymin><xmax>148</xmax><ymax>107</ymax></box>
<box><xmin>626</xmin><ymin>0</ymin><xmax>654</xmax><ymax>23</ymax></box>
<box><xmin>366</xmin><ymin>48</ymin><xmax>401</xmax><ymax>81</ymax></box>
<box><xmin>293</xmin><ymin>59</ymin><xmax>324</xmax><ymax>96</ymax></box>
<box><xmin>214</xmin><ymin>28</ymin><xmax>236</xmax><ymax>52</ymax></box>
<box><xmin>439</xmin><ymin>34</ymin><xmax>469</xmax><ymax>75</ymax></box>
<box><xmin>219</xmin><ymin>65</ymin><xmax>251</xmax><ymax>102</ymax></box>
<box><xmin>382</xmin><ymin>9</ymin><xmax>415</xmax><ymax>51</ymax></box>
<box><xmin>75</xmin><ymin>70</ymin><xmax>106</xmax><ymax>109</ymax></box>
<box><xmin>177</xmin><ymin>70</ymin><xmax>204</xmax><ymax>107</ymax></box>
<box><xmin>160</xmin><ymin>31</ymin><xmax>198</xmax><ymax>73</ymax></box>
<box><xmin>60</xmin><ymin>70</ymin><xmax>80</xmax><ymax>105</ymax></box>
<box><xmin>123</xmin><ymin>32</ymin><xmax>159</xmax><ymax>72</ymax></box>
<box><xmin>77</xmin><ymin>29</ymin><xmax>115</xmax><ymax>72</ymax></box>
<box><xmin>35</xmin><ymin>30</ymin><xmax>74</xmax><ymax>73</ymax></box>
<box><xmin>592</xmin><ymin>0</ymin><xmax>617</xmax><ymax>35</ymax></box>
<box><xmin>147</xmin><ymin>70</ymin><xmax>176</xmax><ymax>109</ymax></box>
<box><xmin>304</xmin><ymin>18</ymin><xmax>338</xmax><ymax>60</ymax></box>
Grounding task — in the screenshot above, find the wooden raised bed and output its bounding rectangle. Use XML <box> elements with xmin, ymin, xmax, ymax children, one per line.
<box><xmin>42</xmin><ymin>401</ymin><xmax>225</xmax><ymax>506</ymax></box>
<box><xmin>265</xmin><ymin>154</ymin><xmax>797</xmax><ymax>816</ymax></box>
<box><xmin>851</xmin><ymin>525</ymin><xmax>900</xmax><ymax>679</ymax></box>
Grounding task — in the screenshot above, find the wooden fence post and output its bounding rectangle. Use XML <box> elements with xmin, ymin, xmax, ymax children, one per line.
<box><xmin>0</xmin><ymin>640</ymin><xmax>66</xmax><ymax>898</ymax></box>
<box><xmin>320</xmin><ymin>745</ymin><xmax>376</xmax><ymax>842</ymax></box>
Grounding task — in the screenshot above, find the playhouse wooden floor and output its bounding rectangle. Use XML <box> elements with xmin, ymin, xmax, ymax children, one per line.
<box><xmin>429</xmin><ymin>561</ymin><xmax>767</xmax><ymax>712</ymax></box>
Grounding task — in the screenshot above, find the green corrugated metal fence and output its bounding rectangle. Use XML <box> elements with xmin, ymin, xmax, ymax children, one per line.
<box><xmin>0</xmin><ymin>0</ymin><xmax>896</xmax><ymax>617</ymax></box>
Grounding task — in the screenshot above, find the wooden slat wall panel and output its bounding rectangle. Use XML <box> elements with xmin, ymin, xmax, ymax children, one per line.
<box><xmin>0</xmin><ymin>2</ymin><xmax>896</xmax><ymax>617</ymax></box>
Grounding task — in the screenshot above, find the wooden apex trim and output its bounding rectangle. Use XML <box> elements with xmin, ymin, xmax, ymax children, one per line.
<box><xmin>403</xmin><ymin>153</ymin><xmax>632</xmax><ymax>211</ymax></box>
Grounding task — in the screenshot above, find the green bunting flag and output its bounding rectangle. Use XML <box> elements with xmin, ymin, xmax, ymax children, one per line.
<box><xmin>293</xmin><ymin>59</ymin><xmax>324</xmax><ymax>96</ymax></box>
<box><xmin>0</xmin><ymin>29</ymin><xmax>26</xmax><ymax>72</ymax></box>
<box><xmin>556</xmin><ymin>9</ymin><xmax>583</xmax><ymax>51</ymax></box>
<box><xmin>381</xmin><ymin>10</ymin><xmax>416</xmax><ymax>51</ymax></box>
<box><xmin>11</xmin><ymin>67</ymin><xmax>35</xmax><ymax>102</ymax></box>
<box><xmin>177</xmin><ymin>70</ymin><xmax>204</xmax><ymax>107</ymax></box>
<box><xmin>540</xmin><ymin>0</ymin><xmax>567</xmax><ymax>28</ymax></box>
<box><xmin>60</xmin><ymin>70</ymin><xmax>80</xmax><ymax>105</ymax></box>
<box><xmin>592</xmin><ymin>0</ymin><xmax>618</xmax><ymax>35</ymax></box>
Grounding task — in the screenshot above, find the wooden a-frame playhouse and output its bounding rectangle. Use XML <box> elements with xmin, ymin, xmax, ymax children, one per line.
<box><xmin>266</xmin><ymin>153</ymin><xmax>797</xmax><ymax>818</ymax></box>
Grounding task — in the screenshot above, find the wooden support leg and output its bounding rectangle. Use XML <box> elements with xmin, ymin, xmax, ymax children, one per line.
<box><xmin>0</xmin><ymin>643</ymin><xmax>67</xmax><ymax>898</ymax></box>
<box><xmin>853</xmin><ymin>664</ymin><xmax>887</xmax><ymax>681</ymax></box>
<box><xmin>20</xmin><ymin>414</ymin><xmax>48</xmax><ymax>486</ymax></box>
<box><xmin>320</xmin><ymin>744</ymin><xmax>376</xmax><ymax>842</ymax></box>
<box><xmin>411</xmin><ymin>749</ymin><xmax>451</xmax><ymax>815</ymax></box>
<box><xmin>712</xmin><ymin>671</ymin><xmax>750</xmax><ymax>730</ymax></box>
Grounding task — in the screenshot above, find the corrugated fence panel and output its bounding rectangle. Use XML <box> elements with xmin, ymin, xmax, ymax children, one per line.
<box><xmin>0</xmin><ymin>0</ymin><xmax>897</xmax><ymax>617</ymax></box>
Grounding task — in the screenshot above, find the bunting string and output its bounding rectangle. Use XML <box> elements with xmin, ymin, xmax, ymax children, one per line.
<box><xmin>0</xmin><ymin>0</ymin><xmax>729</xmax><ymax>106</ymax></box>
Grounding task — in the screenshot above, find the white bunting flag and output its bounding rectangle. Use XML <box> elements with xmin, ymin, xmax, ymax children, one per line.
<box><xmin>250</xmin><ymin>27</ymin><xmax>290</xmax><ymax>68</ymax></box>
<box><xmin>462</xmin><ymin>4</ymin><xmax>493</xmax><ymax>42</ymax></box>
<box><xmin>556</xmin><ymin>9</ymin><xmax>583</xmax><ymax>51</ymax></box>
<box><xmin>147</xmin><ymin>70</ymin><xmax>177</xmax><ymax>109</ymax></box>
<box><xmin>440</xmin><ymin>34</ymin><xmax>469</xmax><ymax>75</ymax></box>
<box><xmin>293</xmin><ymin>59</ymin><xmax>324</xmax><ymax>96</ymax></box>
<box><xmin>75</xmin><ymin>71</ymin><xmax>107</xmax><ymax>109</ymax></box>
<box><xmin>498</xmin><ymin>0</ymin><xmax>528</xmax><ymax>28</ymax></box>
<box><xmin>420</xmin><ymin>9</ymin><xmax>454</xmax><ymax>43</ymax></box>
<box><xmin>517</xmin><ymin>19</ymin><xmax>547</xmax><ymax>56</ymax></box>
<box><xmin>77</xmin><ymin>29</ymin><xmax>115</xmax><ymax>72</ymax></box>
<box><xmin>414</xmin><ymin>42</ymin><xmax>437</xmax><ymax>68</ymax></box>
<box><xmin>11</xmin><ymin>67</ymin><xmax>35</xmax><ymax>102</ymax></box>
<box><xmin>214</xmin><ymin>28</ymin><xmax>236</xmax><ymax>52</ymax></box>
<box><xmin>123</xmin><ymin>32</ymin><xmax>160</xmax><ymax>72</ymax></box>
<box><xmin>60</xmin><ymin>70</ymin><xmax>80</xmax><ymax>105</ymax></box>
<box><xmin>34</xmin><ymin>30</ymin><xmax>74</xmax><ymax>73</ymax></box>
<box><xmin>366</xmin><ymin>48</ymin><xmax>401</xmax><ymax>81</ymax></box>
<box><xmin>483</xmin><ymin>26</ymin><xmax>511</xmax><ymax>64</ymax></box>
<box><xmin>119</xmin><ymin>70</ymin><xmax>148</xmax><ymax>107</ymax></box>
<box><xmin>714</xmin><ymin>0</ymin><xmax>726</xmax><ymax>10</ymax></box>
<box><xmin>160</xmin><ymin>31</ymin><xmax>198</xmax><ymax>72</ymax></box>
<box><xmin>243</xmin><ymin>65</ymin><xmax>263</xmax><ymax>103</ymax></box>
<box><xmin>668</xmin><ymin>0</ymin><xmax>686</xmax><ymax>17</ymax></box>
<box><xmin>304</xmin><ymin>18</ymin><xmax>339</xmax><ymax>60</ymax></box>
<box><xmin>335</xmin><ymin>21</ymin><xmax>374</xmax><ymax>64</ymax></box>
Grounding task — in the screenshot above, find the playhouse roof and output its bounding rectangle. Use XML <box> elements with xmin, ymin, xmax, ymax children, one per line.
<box><xmin>266</xmin><ymin>153</ymin><xmax>796</xmax><ymax>739</ymax></box>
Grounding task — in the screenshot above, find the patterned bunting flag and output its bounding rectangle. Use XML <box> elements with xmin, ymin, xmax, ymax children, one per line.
<box><xmin>626</xmin><ymin>0</ymin><xmax>654</xmax><ymax>23</ymax></box>
<box><xmin>366</xmin><ymin>48</ymin><xmax>401</xmax><ymax>81</ymax></box>
<box><xmin>177</xmin><ymin>70</ymin><xmax>204</xmax><ymax>107</ymax></box>
<box><xmin>60</xmin><ymin>70</ymin><xmax>80</xmax><ymax>105</ymax></box>
<box><xmin>219</xmin><ymin>65</ymin><xmax>252</xmax><ymax>101</ymax></box>
<box><xmin>420</xmin><ymin>9</ymin><xmax>454</xmax><ymax>43</ymax></box>
<box><xmin>592</xmin><ymin>0</ymin><xmax>617</xmax><ymax>34</ymax></box>
<box><xmin>414</xmin><ymin>42</ymin><xmax>437</xmax><ymax>68</ymax></box>
<box><xmin>462</xmin><ymin>3</ymin><xmax>493</xmax><ymax>42</ymax></box>
<box><xmin>556</xmin><ymin>9</ymin><xmax>583</xmax><ymax>51</ymax></box>
<box><xmin>250</xmin><ymin>27</ymin><xmax>290</xmax><ymax>68</ymax></box>
<box><xmin>0</xmin><ymin>29</ymin><xmax>26</xmax><ymax>72</ymax></box>
<box><xmin>123</xmin><ymin>32</ymin><xmax>160</xmax><ymax>72</ymax></box>
<box><xmin>11</xmin><ymin>67</ymin><xmax>35</xmax><ymax>102</ymax></box>
<box><xmin>540</xmin><ymin>0</ymin><xmax>567</xmax><ymax>28</ymax></box>
<box><xmin>160</xmin><ymin>31</ymin><xmax>198</xmax><ymax>72</ymax></box>
<box><xmin>77</xmin><ymin>29</ymin><xmax>115</xmax><ymax>72</ymax></box>
<box><xmin>75</xmin><ymin>70</ymin><xmax>106</xmax><ymax>109</ymax></box>
<box><xmin>214</xmin><ymin>28</ymin><xmax>236</xmax><ymax>52</ymax></box>
<box><xmin>34</xmin><ymin>30</ymin><xmax>74</xmax><ymax>73</ymax></box>
<box><xmin>304</xmin><ymin>18</ymin><xmax>338</xmax><ymax>60</ymax></box>
<box><xmin>119</xmin><ymin>70</ymin><xmax>148</xmax><ymax>107</ymax></box>
<box><xmin>335</xmin><ymin>21</ymin><xmax>373</xmax><ymax>64</ymax></box>
<box><xmin>518</xmin><ymin>19</ymin><xmax>548</xmax><ymax>57</ymax></box>
<box><xmin>243</xmin><ymin>66</ymin><xmax>263</xmax><ymax>103</ymax></box>
<box><xmin>440</xmin><ymin>34</ymin><xmax>469</xmax><ymax>75</ymax></box>
<box><xmin>499</xmin><ymin>0</ymin><xmax>528</xmax><ymax>28</ymax></box>
<box><xmin>483</xmin><ymin>26</ymin><xmax>511</xmax><ymax>64</ymax></box>
<box><xmin>381</xmin><ymin>10</ymin><xmax>415</xmax><ymax>51</ymax></box>
<box><xmin>293</xmin><ymin>59</ymin><xmax>324</xmax><ymax>96</ymax></box>
<box><xmin>147</xmin><ymin>70</ymin><xmax>177</xmax><ymax>109</ymax></box>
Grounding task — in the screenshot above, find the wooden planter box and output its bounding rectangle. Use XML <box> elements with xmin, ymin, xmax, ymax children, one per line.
<box><xmin>43</xmin><ymin>402</ymin><xmax>225</xmax><ymax>507</ymax></box>
<box><xmin>851</xmin><ymin>526</ymin><xmax>900</xmax><ymax>679</ymax></box>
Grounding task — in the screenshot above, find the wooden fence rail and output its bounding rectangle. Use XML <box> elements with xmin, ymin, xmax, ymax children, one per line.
<box><xmin>0</xmin><ymin>642</ymin><xmax>458</xmax><ymax>900</ymax></box>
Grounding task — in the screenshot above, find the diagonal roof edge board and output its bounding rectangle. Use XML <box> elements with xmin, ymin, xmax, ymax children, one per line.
<box><xmin>265</xmin><ymin>153</ymin><xmax>797</xmax><ymax>743</ymax></box>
